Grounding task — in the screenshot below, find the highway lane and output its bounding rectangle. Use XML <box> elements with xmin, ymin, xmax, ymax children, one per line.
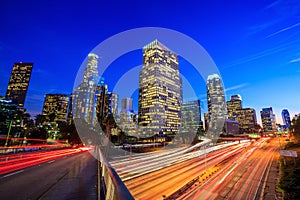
<box><xmin>186</xmin><ymin>138</ymin><xmax>279</xmax><ymax>200</ymax></box>
<box><xmin>122</xmin><ymin>143</ymin><xmax>249</xmax><ymax>199</ymax></box>
<box><xmin>0</xmin><ymin>150</ymin><xmax>97</xmax><ymax>200</ymax></box>
<box><xmin>112</xmin><ymin>141</ymin><xmax>243</xmax><ymax>181</ymax></box>
<box><xmin>0</xmin><ymin>147</ymin><xmax>92</xmax><ymax>174</ymax></box>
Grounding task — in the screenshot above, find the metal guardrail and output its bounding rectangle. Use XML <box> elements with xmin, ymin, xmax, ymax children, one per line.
<box><xmin>97</xmin><ymin>146</ymin><xmax>134</xmax><ymax>200</ymax></box>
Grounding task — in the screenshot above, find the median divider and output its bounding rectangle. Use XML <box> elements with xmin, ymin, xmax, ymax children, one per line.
<box><xmin>97</xmin><ymin>146</ymin><xmax>134</xmax><ymax>200</ymax></box>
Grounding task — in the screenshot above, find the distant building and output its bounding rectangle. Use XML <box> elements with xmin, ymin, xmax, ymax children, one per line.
<box><xmin>0</xmin><ymin>97</ymin><xmax>28</xmax><ymax>144</ymax></box>
<box><xmin>181</xmin><ymin>100</ymin><xmax>203</xmax><ymax>134</ymax></box>
<box><xmin>119</xmin><ymin>98</ymin><xmax>137</xmax><ymax>135</ymax></box>
<box><xmin>73</xmin><ymin>53</ymin><xmax>99</xmax><ymax>125</ymax></box>
<box><xmin>96</xmin><ymin>85</ymin><xmax>119</xmax><ymax>126</ymax></box>
<box><xmin>237</xmin><ymin>108</ymin><xmax>257</xmax><ymax>133</ymax></box>
<box><xmin>42</xmin><ymin>94</ymin><xmax>69</xmax><ymax>123</ymax></box>
<box><xmin>6</xmin><ymin>62</ymin><xmax>33</xmax><ymax>107</ymax></box>
<box><xmin>204</xmin><ymin>113</ymin><xmax>209</xmax><ymax>132</ymax></box>
<box><xmin>281</xmin><ymin>109</ymin><xmax>291</xmax><ymax>129</ymax></box>
<box><xmin>226</xmin><ymin>95</ymin><xmax>242</xmax><ymax>119</ymax></box>
<box><xmin>227</xmin><ymin>95</ymin><xmax>257</xmax><ymax>133</ymax></box>
<box><xmin>67</xmin><ymin>93</ymin><xmax>74</xmax><ymax>124</ymax></box>
<box><xmin>138</xmin><ymin>40</ymin><xmax>182</xmax><ymax>136</ymax></box>
<box><xmin>225</xmin><ymin>119</ymin><xmax>239</xmax><ymax>135</ymax></box>
<box><xmin>206</xmin><ymin>74</ymin><xmax>227</xmax><ymax>137</ymax></box>
<box><xmin>260</xmin><ymin>107</ymin><xmax>277</xmax><ymax>132</ymax></box>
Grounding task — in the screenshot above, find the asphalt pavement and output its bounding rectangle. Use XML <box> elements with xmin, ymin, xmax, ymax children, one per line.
<box><xmin>0</xmin><ymin>151</ymin><xmax>97</xmax><ymax>200</ymax></box>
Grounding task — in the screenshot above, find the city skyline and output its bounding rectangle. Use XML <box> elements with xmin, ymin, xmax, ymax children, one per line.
<box><xmin>0</xmin><ymin>0</ymin><xmax>300</xmax><ymax>124</ymax></box>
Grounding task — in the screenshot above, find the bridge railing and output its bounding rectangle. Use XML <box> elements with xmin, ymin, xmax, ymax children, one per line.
<box><xmin>97</xmin><ymin>146</ymin><xmax>134</xmax><ymax>200</ymax></box>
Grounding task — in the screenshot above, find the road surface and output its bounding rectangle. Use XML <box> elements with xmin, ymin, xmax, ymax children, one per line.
<box><xmin>0</xmin><ymin>150</ymin><xmax>97</xmax><ymax>200</ymax></box>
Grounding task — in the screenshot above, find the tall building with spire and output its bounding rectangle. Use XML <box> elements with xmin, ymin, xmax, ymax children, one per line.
<box><xmin>206</xmin><ymin>74</ymin><xmax>226</xmax><ymax>137</ymax></box>
<box><xmin>6</xmin><ymin>62</ymin><xmax>33</xmax><ymax>107</ymax></box>
<box><xmin>138</xmin><ymin>40</ymin><xmax>182</xmax><ymax>136</ymax></box>
<box><xmin>73</xmin><ymin>53</ymin><xmax>100</xmax><ymax>125</ymax></box>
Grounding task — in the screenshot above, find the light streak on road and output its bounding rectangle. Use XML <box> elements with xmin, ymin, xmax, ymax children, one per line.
<box><xmin>0</xmin><ymin>147</ymin><xmax>92</xmax><ymax>175</ymax></box>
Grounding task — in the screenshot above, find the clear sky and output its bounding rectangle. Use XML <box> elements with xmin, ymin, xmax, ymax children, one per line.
<box><xmin>0</xmin><ymin>0</ymin><xmax>299</xmax><ymax>124</ymax></box>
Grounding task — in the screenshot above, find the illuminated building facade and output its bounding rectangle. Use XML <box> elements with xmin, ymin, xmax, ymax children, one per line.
<box><xmin>42</xmin><ymin>94</ymin><xmax>69</xmax><ymax>123</ymax></box>
<box><xmin>6</xmin><ymin>62</ymin><xmax>33</xmax><ymax>107</ymax></box>
<box><xmin>225</xmin><ymin>119</ymin><xmax>239</xmax><ymax>135</ymax></box>
<box><xmin>67</xmin><ymin>93</ymin><xmax>74</xmax><ymax>124</ymax></box>
<box><xmin>281</xmin><ymin>109</ymin><xmax>291</xmax><ymax>129</ymax></box>
<box><xmin>96</xmin><ymin>83</ymin><xmax>118</xmax><ymax>123</ymax></box>
<box><xmin>73</xmin><ymin>53</ymin><xmax>99</xmax><ymax>125</ymax></box>
<box><xmin>119</xmin><ymin>98</ymin><xmax>137</xmax><ymax>135</ymax></box>
<box><xmin>206</xmin><ymin>74</ymin><xmax>227</xmax><ymax>136</ymax></box>
<box><xmin>138</xmin><ymin>40</ymin><xmax>182</xmax><ymax>136</ymax></box>
<box><xmin>204</xmin><ymin>113</ymin><xmax>209</xmax><ymax>132</ymax></box>
<box><xmin>181</xmin><ymin>100</ymin><xmax>203</xmax><ymax>134</ymax></box>
<box><xmin>237</xmin><ymin>108</ymin><xmax>257</xmax><ymax>132</ymax></box>
<box><xmin>226</xmin><ymin>95</ymin><xmax>242</xmax><ymax>119</ymax></box>
<box><xmin>260</xmin><ymin>107</ymin><xmax>277</xmax><ymax>132</ymax></box>
<box><xmin>226</xmin><ymin>95</ymin><xmax>257</xmax><ymax>133</ymax></box>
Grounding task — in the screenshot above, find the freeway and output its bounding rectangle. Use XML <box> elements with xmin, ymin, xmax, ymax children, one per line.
<box><xmin>121</xmin><ymin>143</ymin><xmax>250</xmax><ymax>199</ymax></box>
<box><xmin>0</xmin><ymin>150</ymin><xmax>97</xmax><ymax>200</ymax></box>
<box><xmin>184</xmin><ymin>138</ymin><xmax>279</xmax><ymax>200</ymax></box>
<box><xmin>111</xmin><ymin>140</ymin><xmax>245</xmax><ymax>181</ymax></box>
<box><xmin>0</xmin><ymin>147</ymin><xmax>92</xmax><ymax>175</ymax></box>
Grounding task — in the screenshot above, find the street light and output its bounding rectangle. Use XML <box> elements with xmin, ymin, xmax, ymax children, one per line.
<box><xmin>5</xmin><ymin>120</ymin><xmax>13</xmax><ymax>146</ymax></box>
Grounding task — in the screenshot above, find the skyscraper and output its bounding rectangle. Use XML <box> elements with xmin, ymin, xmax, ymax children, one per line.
<box><xmin>237</xmin><ymin>108</ymin><xmax>257</xmax><ymax>133</ymax></box>
<box><xmin>119</xmin><ymin>98</ymin><xmax>137</xmax><ymax>135</ymax></box>
<box><xmin>226</xmin><ymin>95</ymin><xmax>257</xmax><ymax>133</ymax></box>
<box><xmin>6</xmin><ymin>62</ymin><xmax>33</xmax><ymax>107</ymax></box>
<box><xmin>226</xmin><ymin>95</ymin><xmax>242</xmax><ymax>119</ymax></box>
<box><xmin>281</xmin><ymin>109</ymin><xmax>291</xmax><ymax>128</ymax></box>
<box><xmin>181</xmin><ymin>100</ymin><xmax>203</xmax><ymax>134</ymax></box>
<box><xmin>121</xmin><ymin>98</ymin><xmax>134</xmax><ymax>113</ymax></box>
<box><xmin>206</xmin><ymin>74</ymin><xmax>226</xmax><ymax>136</ymax></box>
<box><xmin>138</xmin><ymin>40</ymin><xmax>182</xmax><ymax>136</ymax></box>
<box><xmin>260</xmin><ymin>107</ymin><xmax>277</xmax><ymax>132</ymax></box>
<box><xmin>42</xmin><ymin>94</ymin><xmax>69</xmax><ymax>123</ymax></box>
<box><xmin>73</xmin><ymin>53</ymin><xmax>99</xmax><ymax>125</ymax></box>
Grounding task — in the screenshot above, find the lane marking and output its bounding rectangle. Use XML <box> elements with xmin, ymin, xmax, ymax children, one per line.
<box><xmin>47</xmin><ymin>160</ymin><xmax>55</xmax><ymax>164</ymax></box>
<box><xmin>2</xmin><ymin>170</ymin><xmax>24</xmax><ymax>178</ymax></box>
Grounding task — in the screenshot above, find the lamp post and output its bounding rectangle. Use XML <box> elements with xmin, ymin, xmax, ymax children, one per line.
<box><xmin>5</xmin><ymin>120</ymin><xmax>13</xmax><ymax>146</ymax></box>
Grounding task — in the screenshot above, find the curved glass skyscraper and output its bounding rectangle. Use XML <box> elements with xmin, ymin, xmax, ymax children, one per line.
<box><xmin>206</xmin><ymin>74</ymin><xmax>227</xmax><ymax>138</ymax></box>
<box><xmin>282</xmin><ymin>109</ymin><xmax>291</xmax><ymax>128</ymax></box>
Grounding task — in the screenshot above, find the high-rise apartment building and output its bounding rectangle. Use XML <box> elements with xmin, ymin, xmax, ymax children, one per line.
<box><xmin>73</xmin><ymin>53</ymin><xmax>99</xmax><ymax>124</ymax></box>
<box><xmin>260</xmin><ymin>107</ymin><xmax>277</xmax><ymax>132</ymax></box>
<box><xmin>138</xmin><ymin>40</ymin><xmax>182</xmax><ymax>136</ymax></box>
<box><xmin>181</xmin><ymin>100</ymin><xmax>203</xmax><ymax>134</ymax></box>
<box><xmin>42</xmin><ymin>94</ymin><xmax>69</xmax><ymax>123</ymax></box>
<box><xmin>206</xmin><ymin>74</ymin><xmax>226</xmax><ymax>136</ymax></box>
<box><xmin>6</xmin><ymin>62</ymin><xmax>33</xmax><ymax>107</ymax></box>
<box><xmin>281</xmin><ymin>109</ymin><xmax>291</xmax><ymax>128</ymax></box>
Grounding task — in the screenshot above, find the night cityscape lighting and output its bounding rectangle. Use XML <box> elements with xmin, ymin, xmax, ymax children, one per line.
<box><xmin>0</xmin><ymin>1</ymin><xmax>300</xmax><ymax>200</ymax></box>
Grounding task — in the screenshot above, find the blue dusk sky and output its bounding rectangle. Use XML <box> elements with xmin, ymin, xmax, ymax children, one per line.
<box><xmin>0</xmin><ymin>0</ymin><xmax>300</xmax><ymax>124</ymax></box>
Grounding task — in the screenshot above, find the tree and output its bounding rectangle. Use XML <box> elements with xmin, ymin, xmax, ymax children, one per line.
<box><xmin>35</xmin><ymin>114</ymin><xmax>46</xmax><ymax>126</ymax></box>
<box><xmin>291</xmin><ymin>117</ymin><xmax>300</xmax><ymax>143</ymax></box>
